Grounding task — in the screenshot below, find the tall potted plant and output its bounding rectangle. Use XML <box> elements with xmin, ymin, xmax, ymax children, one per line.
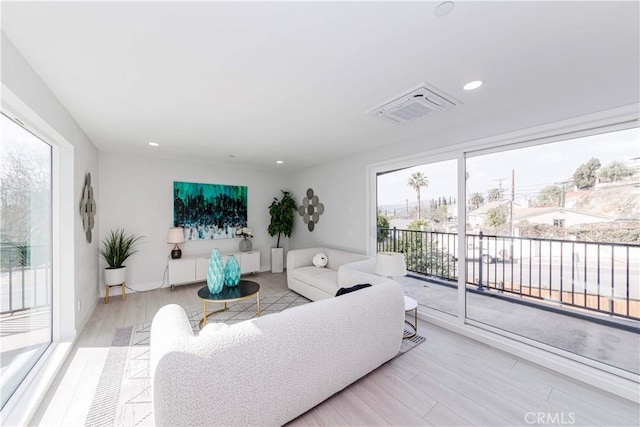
<box><xmin>99</xmin><ymin>229</ymin><xmax>143</xmax><ymax>286</ymax></box>
<box><xmin>268</xmin><ymin>190</ymin><xmax>296</xmax><ymax>273</ymax></box>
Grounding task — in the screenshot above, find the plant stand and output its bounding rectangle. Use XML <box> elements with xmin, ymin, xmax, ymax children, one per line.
<box><xmin>105</xmin><ymin>282</ymin><xmax>126</xmax><ymax>304</ymax></box>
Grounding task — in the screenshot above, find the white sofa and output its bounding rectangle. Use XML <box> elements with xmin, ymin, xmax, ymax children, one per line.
<box><xmin>287</xmin><ymin>247</ymin><xmax>387</xmax><ymax>300</ymax></box>
<box><xmin>150</xmin><ymin>280</ymin><xmax>405</xmax><ymax>427</ymax></box>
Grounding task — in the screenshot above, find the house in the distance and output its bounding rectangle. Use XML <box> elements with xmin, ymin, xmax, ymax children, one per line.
<box><xmin>513</xmin><ymin>207</ymin><xmax>613</xmax><ymax>228</ymax></box>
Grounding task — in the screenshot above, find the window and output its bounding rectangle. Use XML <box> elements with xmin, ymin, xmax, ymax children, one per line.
<box><xmin>376</xmin><ymin>158</ymin><xmax>459</xmax><ymax>316</ymax></box>
<box><xmin>373</xmin><ymin>124</ymin><xmax>639</xmax><ymax>375</ymax></box>
<box><xmin>465</xmin><ymin>127</ymin><xmax>639</xmax><ymax>374</ymax></box>
<box><xmin>0</xmin><ymin>113</ymin><xmax>53</xmax><ymax>409</ymax></box>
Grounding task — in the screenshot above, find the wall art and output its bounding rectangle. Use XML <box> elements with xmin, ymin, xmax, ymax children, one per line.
<box><xmin>173</xmin><ymin>181</ymin><xmax>247</xmax><ymax>240</ymax></box>
<box><xmin>298</xmin><ymin>188</ymin><xmax>324</xmax><ymax>232</ymax></box>
<box><xmin>80</xmin><ymin>172</ymin><xmax>96</xmax><ymax>243</ymax></box>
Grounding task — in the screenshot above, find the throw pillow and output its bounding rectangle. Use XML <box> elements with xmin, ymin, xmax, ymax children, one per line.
<box><xmin>335</xmin><ymin>283</ymin><xmax>371</xmax><ymax>297</ymax></box>
<box><xmin>312</xmin><ymin>252</ymin><xmax>328</xmax><ymax>268</ymax></box>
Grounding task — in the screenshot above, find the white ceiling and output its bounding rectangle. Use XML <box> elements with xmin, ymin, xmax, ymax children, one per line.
<box><xmin>2</xmin><ymin>1</ymin><xmax>639</xmax><ymax>171</ymax></box>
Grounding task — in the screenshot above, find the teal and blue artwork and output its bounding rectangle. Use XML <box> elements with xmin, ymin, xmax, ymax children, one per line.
<box><xmin>173</xmin><ymin>181</ymin><xmax>247</xmax><ymax>240</ymax></box>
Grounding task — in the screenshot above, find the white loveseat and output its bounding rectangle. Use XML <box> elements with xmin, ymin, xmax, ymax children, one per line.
<box><xmin>286</xmin><ymin>247</ymin><xmax>387</xmax><ymax>301</ymax></box>
<box><xmin>150</xmin><ymin>280</ymin><xmax>405</xmax><ymax>426</ymax></box>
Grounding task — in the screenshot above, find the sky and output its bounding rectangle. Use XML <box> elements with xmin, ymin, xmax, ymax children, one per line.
<box><xmin>377</xmin><ymin>127</ymin><xmax>640</xmax><ymax>208</ymax></box>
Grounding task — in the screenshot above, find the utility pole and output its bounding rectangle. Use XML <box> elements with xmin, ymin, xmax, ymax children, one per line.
<box><xmin>510</xmin><ymin>169</ymin><xmax>515</xmax><ymax>236</ymax></box>
<box><xmin>494</xmin><ymin>177</ymin><xmax>508</xmax><ymax>191</ymax></box>
<box><xmin>510</xmin><ymin>169</ymin><xmax>515</xmax><ymax>261</ymax></box>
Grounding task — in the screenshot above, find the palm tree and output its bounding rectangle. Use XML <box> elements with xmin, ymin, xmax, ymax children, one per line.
<box><xmin>487</xmin><ymin>187</ymin><xmax>504</xmax><ymax>202</ymax></box>
<box><xmin>407</xmin><ymin>172</ymin><xmax>429</xmax><ymax>219</ymax></box>
<box><xmin>470</xmin><ymin>192</ymin><xmax>484</xmax><ymax>209</ymax></box>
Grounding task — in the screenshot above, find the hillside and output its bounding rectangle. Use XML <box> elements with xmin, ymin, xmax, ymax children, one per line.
<box><xmin>568</xmin><ymin>182</ymin><xmax>639</xmax><ymax>218</ymax></box>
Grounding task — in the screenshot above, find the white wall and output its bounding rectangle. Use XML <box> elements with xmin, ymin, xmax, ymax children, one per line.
<box><xmin>1</xmin><ymin>32</ymin><xmax>100</xmax><ymax>333</ymax></box>
<box><xmin>288</xmin><ymin>155</ymin><xmax>370</xmax><ymax>254</ymax></box>
<box><xmin>98</xmin><ymin>153</ymin><xmax>289</xmax><ymax>292</ymax></box>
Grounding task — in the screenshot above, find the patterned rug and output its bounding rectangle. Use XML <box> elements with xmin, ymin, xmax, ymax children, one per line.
<box><xmin>84</xmin><ymin>291</ymin><xmax>426</xmax><ymax>427</ymax></box>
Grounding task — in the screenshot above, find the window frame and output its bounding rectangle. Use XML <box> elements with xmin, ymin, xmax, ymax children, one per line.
<box><xmin>1</xmin><ymin>86</ymin><xmax>76</xmax><ymax>425</ymax></box>
<box><xmin>366</xmin><ymin>103</ymin><xmax>640</xmax><ymax>392</ymax></box>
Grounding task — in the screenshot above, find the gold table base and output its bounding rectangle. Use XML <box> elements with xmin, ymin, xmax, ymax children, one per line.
<box><xmin>199</xmin><ymin>291</ymin><xmax>260</xmax><ymax>329</ymax></box>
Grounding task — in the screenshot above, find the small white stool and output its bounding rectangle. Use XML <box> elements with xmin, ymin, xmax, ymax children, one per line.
<box><xmin>404</xmin><ymin>296</ymin><xmax>418</xmax><ymax>339</ymax></box>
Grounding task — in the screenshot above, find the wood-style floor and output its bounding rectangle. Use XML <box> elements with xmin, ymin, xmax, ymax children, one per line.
<box><xmin>32</xmin><ymin>272</ymin><xmax>639</xmax><ymax>426</ymax></box>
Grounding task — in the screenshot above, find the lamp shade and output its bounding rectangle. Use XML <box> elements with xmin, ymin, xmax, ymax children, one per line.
<box><xmin>375</xmin><ymin>252</ymin><xmax>407</xmax><ymax>277</ymax></box>
<box><xmin>167</xmin><ymin>227</ymin><xmax>185</xmax><ymax>244</ymax></box>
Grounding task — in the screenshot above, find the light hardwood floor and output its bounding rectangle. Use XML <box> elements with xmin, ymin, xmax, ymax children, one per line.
<box><xmin>32</xmin><ymin>273</ymin><xmax>639</xmax><ymax>426</ymax></box>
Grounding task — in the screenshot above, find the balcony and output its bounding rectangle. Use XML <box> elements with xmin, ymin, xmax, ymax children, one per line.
<box><xmin>378</xmin><ymin>228</ymin><xmax>640</xmax><ymax>375</ymax></box>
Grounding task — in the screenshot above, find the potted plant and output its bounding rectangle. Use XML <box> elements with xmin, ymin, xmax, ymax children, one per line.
<box><xmin>236</xmin><ymin>226</ymin><xmax>254</xmax><ymax>252</ymax></box>
<box><xmin>268</xmin><ymin>190</ymin><xmax>296</xmax><ymax>273</ymax></box>
<box><xmin>99</xmin><ymin>229</ymin><xmax>143</xmax><ymax>286</ymax></box>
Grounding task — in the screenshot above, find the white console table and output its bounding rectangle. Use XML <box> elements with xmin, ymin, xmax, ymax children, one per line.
<box><xmin>168</xmin><ymin>251</ymin><xmax>260</xmax><ymax>290</ymax></box>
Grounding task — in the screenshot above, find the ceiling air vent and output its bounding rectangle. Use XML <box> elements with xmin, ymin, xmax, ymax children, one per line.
<box><xmin>365</xmin><ymin>84</ymin><xmax>460</xmax><ymax>125</ymax></box>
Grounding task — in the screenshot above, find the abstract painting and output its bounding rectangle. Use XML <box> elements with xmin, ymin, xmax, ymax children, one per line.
<box><xmin>173</xmin><ymin>181</ymin><xmax>247</xmax><ymax>240</ymax></box>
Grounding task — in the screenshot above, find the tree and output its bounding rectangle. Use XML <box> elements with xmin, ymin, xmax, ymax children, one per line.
<box><xmin>267</xmin><ymin>190</ymin><xmax>296</xmax><ymax>248</ymax></box>
<box><xmin>470</xmin><ymin>192</ymin><xmax>485</xmax><ymax>209</ymax></box>
<box><xmin>1</xmin><ymin>146</ymin><xmax>50</xmax><ymax>250</ymax></box>
<box><xmin>376</xmin><ymin>213</ymin><xmax>390</xmax><ymax>242</ymax></box>
<box><xmin>485</xmin><ymin>205</ymin><xmax>508</xmax><ymax>228</ymax></box>
<box><xmin>408</xmin><ymin>219</ymin><xmax>429</xmax><ymax>230</ymax></box>
<box><xmin>536</xmin><ymin>185</ymin><xmax>563</xmax><ymax>207</ymax></box>
<box><xmin>572</xmin><ymin>158</ymin><xmax>601</xmax><ymax>190</ymax></box>
<box><xmin>407</xmin><ymin>172</ymin><xmax>429</xmax><ymax>219</ymax></box>
<box><xmin>487</xmin><ymin>187</ymin><xmax>504</xmax><ymax>202</ymax></box>
<box><xmin>599</xmin><ymin>160</ymin><xmax>633</xmax><ymax>182</ymax></box>
<box><xmin>429</xmin><ymin>205</ymin><xmax>449</xmax><ymax>223</ymax></box>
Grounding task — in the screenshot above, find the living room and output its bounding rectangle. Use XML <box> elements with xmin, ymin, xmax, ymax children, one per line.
<box><xmin>1</xmin><ymin>1</ymin><xmax>639</xmax><ymax>426</ymax></box>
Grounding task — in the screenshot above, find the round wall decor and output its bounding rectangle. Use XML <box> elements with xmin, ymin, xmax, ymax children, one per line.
<box><xmin>80</xmin><ymin>172</ymin><xmax>96</xmax><ymax>243</ymax></box>
<box><xmin>299</xmin><ymin>188</ymin><xmax>324</xmax><ymax>232</ymax></box>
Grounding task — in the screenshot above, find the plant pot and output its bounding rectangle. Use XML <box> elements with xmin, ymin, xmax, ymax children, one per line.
<box><xmin>105</xmin><ymin>266</ymin><xmax>126</xmax><ymax>285</ymax></box>
<box><xmin>271</xmin><ymin>247</ymin><xmax>284</xmax><ymax>273</ymax></box>
<box><xmin>239</xmin><ymin>237</ymin><xmax>252</xmax><ymax>252</ymax></box>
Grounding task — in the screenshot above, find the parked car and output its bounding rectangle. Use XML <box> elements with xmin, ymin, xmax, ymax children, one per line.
<box><xmin>449</xmin><ymin>242</ymin><xmax>511</xmax><ymax>263</ymax></box>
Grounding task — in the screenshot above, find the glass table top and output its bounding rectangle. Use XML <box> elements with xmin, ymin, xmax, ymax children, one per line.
<box><xmin>198</xmin><ymin>280</ymin><xmax>260</xmax><ymax>301</ymax></box>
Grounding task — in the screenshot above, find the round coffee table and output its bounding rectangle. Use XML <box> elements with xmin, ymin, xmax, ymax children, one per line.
<box><xmin>197</xmin><ymin>280</ymin><xmax>260</xmax><ymax>329</ymax></box>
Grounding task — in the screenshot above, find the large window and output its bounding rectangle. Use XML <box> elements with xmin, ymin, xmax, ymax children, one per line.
<box><xmin>377</xmin><ymin>158</ymin><xmax>458</xmax><ymax>316</ymax></box>
<box><xmin>0</xmin><ymin>113</ymin><xmax>53</xmax><ymax>409</ymax></box>
<box><xmin>465</xmin><ymin>127</ymin><xmax>639</xmax><ymax>374</ymax></box>
<box><xmin>374</xmin><ymin>125</ymin><xmax>639</xmax><ymax>375</ymax></box>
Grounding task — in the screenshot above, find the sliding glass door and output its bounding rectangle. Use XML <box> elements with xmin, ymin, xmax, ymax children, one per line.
<box><xmin>376</xmin><ymin>158</ymin><xmax>458</xmax><ymax>316</ymax></box>
<box><xmin>0</xmin><ymin>113</ymin><xmax>53</xmax><ymax>409</ymax></box>
<box><xmin>373</xmin><ymin>125</ymin><xmax>639</xmax><ymax>374</ymax></box>
<box><xmin>464</xmin><ymin>127</ymin><xmax>639</xmax><ymax>374</ymax></box>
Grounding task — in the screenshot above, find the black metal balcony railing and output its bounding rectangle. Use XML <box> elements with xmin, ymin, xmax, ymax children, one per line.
<box><xmin>377</xmin><ymin>227</ymin><xmax>640</xmax><ymax>321</ymax></box>
<box><xmin>1</xmin><ymin>243</ymin><xmax>52</xmax><ymax>315</ymax></box>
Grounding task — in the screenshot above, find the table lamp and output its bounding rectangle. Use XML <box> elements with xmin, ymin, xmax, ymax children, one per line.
<box><xmin>375</xmin><ymin>252</ymin><xmax>407</xmax><ymax>278</ymax></box>
<box><xmin>167</xmin><ymin>227</ymin><xmax>185</xmax><ymax>259</ymax></box>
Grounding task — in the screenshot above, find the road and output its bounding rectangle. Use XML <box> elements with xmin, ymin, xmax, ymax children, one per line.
<box><xmin>462</xmin><ymin>257</ymin><xmax>640</xmax><ymax>300</ymax></box>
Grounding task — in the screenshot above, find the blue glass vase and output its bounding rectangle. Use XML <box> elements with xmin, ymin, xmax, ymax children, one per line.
<box><xmin>207</xmin><ymin>249</ymin><xmax>224</xmax><ymax>294</ymax></box>
<box><xmin>224</xmin><ymin>255</ymin><xmax>241</xmax><ymax>287</ymax></box>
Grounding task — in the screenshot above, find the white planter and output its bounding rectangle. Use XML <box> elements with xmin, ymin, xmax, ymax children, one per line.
<box><xmin>271</xmin><ymin>248</ymin><xmax>284</xmax><ymax>273</ymax></box>
<box><xmin>105</xmin><ymin>266</ymin><xmax>127</xmax><ymax>285</ymax></box>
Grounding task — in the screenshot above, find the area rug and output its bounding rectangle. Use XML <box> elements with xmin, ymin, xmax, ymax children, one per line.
<box><xmin>84</xmin><ymin>291</ymin><xmax>426</xmax><ymax>427</ymax></box>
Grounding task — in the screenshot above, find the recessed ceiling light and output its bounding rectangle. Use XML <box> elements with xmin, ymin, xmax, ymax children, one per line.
<box><xmin>463</xmin><ymin>80</ymin><xmax>483</xmax><ymax>91</ymax></box>
<box><xmin>435</xmin><ymin>1</ymin><xmax>455</xmax><ymax>17</ymax></box>
<box><xmin>148</xmin><ymin>142</ymin><xmax>159</xmax><ymax>147</ymax></box>
<box><xmin>276</xmin><ymin>160</ymin><xmax>284</xmax><ymax>164</ymax></box>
